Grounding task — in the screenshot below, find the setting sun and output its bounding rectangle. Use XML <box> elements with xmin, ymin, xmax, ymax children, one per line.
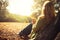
<box><xmin>6</xmin><ymin>0</ymin><xmax>34</xmax><ymax>16</ymax></box>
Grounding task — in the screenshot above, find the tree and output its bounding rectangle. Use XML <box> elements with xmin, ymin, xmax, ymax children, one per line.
<box><xmin>0</xmin><ymin>0</ymin><xmax>8</xmax><ymax>10</ymax></box>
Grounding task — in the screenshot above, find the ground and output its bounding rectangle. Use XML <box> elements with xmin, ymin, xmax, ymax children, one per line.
<box><xmin>0</xmin><ymin>22</ymin><xmax>29</xmax><ymax>40</ymax></box>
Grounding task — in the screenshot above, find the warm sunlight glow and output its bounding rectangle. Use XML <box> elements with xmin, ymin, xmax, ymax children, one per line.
<box><xmin>6</xmin><ymin>0</ymin><xmax>34</xmax><ymax>16</ymax></box>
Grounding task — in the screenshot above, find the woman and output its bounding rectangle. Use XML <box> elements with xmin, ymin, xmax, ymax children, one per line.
<box><xmin>30</xmin><ymin>1</ymin><xmax>56</xmax><ymax>39</ymax></box>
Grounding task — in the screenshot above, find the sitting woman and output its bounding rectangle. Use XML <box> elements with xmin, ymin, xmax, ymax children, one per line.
<box><xmin>30</xmin><ymin>1</ymin><xmax>56</xmax><ymax>40</ymax></box>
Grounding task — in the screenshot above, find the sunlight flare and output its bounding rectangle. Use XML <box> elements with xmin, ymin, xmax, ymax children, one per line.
<box><xmin>6</xmin><ymin>0</ymin><xmax>34</xmax><ymax>16</ymax></box>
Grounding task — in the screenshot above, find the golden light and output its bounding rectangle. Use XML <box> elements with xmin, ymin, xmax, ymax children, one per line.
<box><xmin>6</xmin><ymin>0</ymin><xmax>34</xmax><ymax>16</ymax></box>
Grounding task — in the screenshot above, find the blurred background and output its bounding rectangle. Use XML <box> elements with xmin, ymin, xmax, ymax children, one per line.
<box><xmin>0</xmin><ymin>0</ymin><xmax>60</xmax><ymax>23</ymax></box>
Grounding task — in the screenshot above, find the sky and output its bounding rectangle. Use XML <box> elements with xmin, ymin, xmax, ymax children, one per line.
<box><xmin>6</xmin><ymin>0</ymin><xmax>34</xmax><ymax>16</ymax></box>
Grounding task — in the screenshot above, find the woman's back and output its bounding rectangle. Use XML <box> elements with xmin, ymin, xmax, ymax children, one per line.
<box><xmin>30</xmin><ymin>1</ymin><xmax>56</xmax><ymax>40</ymax></box>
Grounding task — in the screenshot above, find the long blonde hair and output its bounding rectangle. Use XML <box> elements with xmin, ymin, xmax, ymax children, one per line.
<box><xmin>32</xmin><ymin>1</ymin><xmax>55</xmax><ymax>33</ymax></box>
<box><xmin>41</xmin><ymin>1</ymin><xmax>55</xmax><ymax>23</ymax></box>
